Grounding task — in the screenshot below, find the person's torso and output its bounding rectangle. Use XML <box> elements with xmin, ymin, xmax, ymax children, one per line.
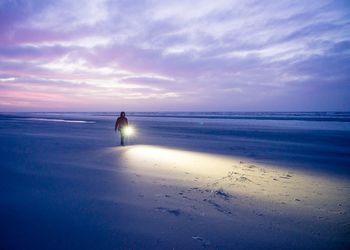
<box><xmin>117</xmin><ymin>117</ymin><xmax>128</xmax><ymax>128</ymax></box>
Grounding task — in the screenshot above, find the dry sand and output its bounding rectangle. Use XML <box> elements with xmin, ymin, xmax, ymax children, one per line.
<box><xmin>100</xmin><ymin>145</ymin><xmax>350</xmax><ymax>249</ymax></box>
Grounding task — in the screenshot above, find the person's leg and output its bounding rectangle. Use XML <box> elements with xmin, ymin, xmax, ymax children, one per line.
<box><xmin>120</xmin><ymin>132</ymin><xmax>125</xmax><ymax>146</ymax></box>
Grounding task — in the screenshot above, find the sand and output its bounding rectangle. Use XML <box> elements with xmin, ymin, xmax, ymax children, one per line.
<box><xmin>104</xmin><ymin>145</ymin><xmax>350</xmax><ymax>249</ymax></box>
<box><xmin>1</xmin><ymin>113</ymin><xmax>349</xmax><ymax>249</ymax></box>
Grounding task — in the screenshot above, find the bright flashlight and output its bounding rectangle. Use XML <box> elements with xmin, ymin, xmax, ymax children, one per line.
<box><xmin>124</xmin><ymin>126</ymin><xmax>134</xmax><ymax>136</ymax></box>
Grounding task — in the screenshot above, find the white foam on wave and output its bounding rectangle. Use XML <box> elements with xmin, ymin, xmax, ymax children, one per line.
<box><xmin>21</xmin><ymin>118</ymin><xmax>95</xmax><ymax>124</ymax></box>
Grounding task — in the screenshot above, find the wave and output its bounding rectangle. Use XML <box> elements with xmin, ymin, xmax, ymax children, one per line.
<box><xmin>93</xmin><ymin>112</ymin><xmax>350</xmax><ymax>122</ymax></box>
<box><xmin>2</xmin><ymin>112</ymin><xmax>350</xmax><ymax>122</ymax></box>
<box><xmin>20</xmin><ymin>118</ymin><xmax>95</xmax><ymax>124</ymax></box>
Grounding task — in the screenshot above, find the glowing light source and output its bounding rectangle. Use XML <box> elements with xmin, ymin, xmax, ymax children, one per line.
<box><xmin>124</xmin><ymin>126</ymin><xmax>134</xmax><ymax>136</ymax></box>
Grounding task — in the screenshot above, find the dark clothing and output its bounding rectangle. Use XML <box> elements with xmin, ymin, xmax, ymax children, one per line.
<box><xmin>115</xmin><ymin>116</ymin><xmax>128</xmax><ymax>146</ymax></box>
<box><xmin>115</xmin><ymin>117</ymin><xmax>128</xmax><ymax>131</ymax></box>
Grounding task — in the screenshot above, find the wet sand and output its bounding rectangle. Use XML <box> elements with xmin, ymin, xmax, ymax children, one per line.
<box><xmin>1</xmin><ymin>113</ymin><xmax>349</xmax><ymax>249</ymax></box>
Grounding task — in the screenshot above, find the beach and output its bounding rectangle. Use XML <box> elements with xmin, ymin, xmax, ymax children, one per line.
<box><xmin>1</xmin><ymin>112</ymin><xmax>349</xmax><ymax>249</ymax></box>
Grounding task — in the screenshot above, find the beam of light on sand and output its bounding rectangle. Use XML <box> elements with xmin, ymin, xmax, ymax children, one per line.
<box><xmin>114</xmin><ymin>145</ymin><xmax>350</xmax><ymax>207</ymax></box>
<box><xmin>122</xmin><ymin>145</ymin><xmax>233</xmax><ymax>178</ymax></box>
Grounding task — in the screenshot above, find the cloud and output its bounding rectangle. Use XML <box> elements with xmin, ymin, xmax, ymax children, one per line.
<box><xmin>0</xmin><ymin>0</ymin><xmax>349</xmax><ymax>111</ymax></box>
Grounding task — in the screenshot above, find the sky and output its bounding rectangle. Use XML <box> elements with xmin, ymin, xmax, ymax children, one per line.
<box><xmin>0</xmin><ymin>0</ymin><xmax>349</xmax><ymax>112</ymax></box>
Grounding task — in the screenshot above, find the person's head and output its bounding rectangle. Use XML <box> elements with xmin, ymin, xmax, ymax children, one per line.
<box><xmin>120</xmin><ymin>112</ymin><xmax>126</xmax><ymax>117</ymax></box>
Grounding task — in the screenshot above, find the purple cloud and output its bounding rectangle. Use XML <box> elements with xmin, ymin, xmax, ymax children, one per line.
<box><xmin>0</xmin><ymin>0</ymin><xmax>349</xmax><ymax>111</ymax></box>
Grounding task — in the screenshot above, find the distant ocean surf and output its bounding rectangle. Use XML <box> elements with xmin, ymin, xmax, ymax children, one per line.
<box><xmin>2</xmin><ymin>111</ymin><xmax>349</xmax><ymax>121</ymax></box>
<box><xmin>20</xmin><ymin>118</ymin><xmax>96</xmax><ymax>123</ymax></box>
<box><xmin>93</xmin><ymin>112</ymin><xmax>350</xmax><ymax>122</ymax></box>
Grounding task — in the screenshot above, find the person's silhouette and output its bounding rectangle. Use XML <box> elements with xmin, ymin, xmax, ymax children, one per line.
<box><xmin>115</xmin><ymin>112</ymin><xmax>129</xmax><ymax>146</ymax></box>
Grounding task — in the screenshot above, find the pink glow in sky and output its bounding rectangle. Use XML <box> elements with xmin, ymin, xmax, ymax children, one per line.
<box><xmin>0</xmin><ymin>0</ymin><xmax>350</xmax><ymax>111</ymax></box>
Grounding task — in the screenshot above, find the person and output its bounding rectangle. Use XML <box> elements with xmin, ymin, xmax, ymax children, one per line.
<box><xmin>115</xmin><ymin>112</ymin><xmax>129</xmax><ymax>146</ymax></box>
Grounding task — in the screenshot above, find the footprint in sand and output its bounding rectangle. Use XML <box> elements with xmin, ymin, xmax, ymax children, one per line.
<box><xmin>237</xmin><ymin>176</ymin><xmax>252</xmax><ymax>182</ymax></box>
<box><xmin>247</xmin><ymin>165</ymin><xmax>257</xmax><ymax>170</ymax></box>
<box><xmin>280</xmin><ymin>174</ymin><xmax>293</xmax><ymax>179</ymax></box>
<box><xmin>214</xmin><ymin>189</ymin><xmax>233</xmax><ymax>200</ymax></box>
<box><xmin>204</xmin><ymin>199</ymin><xmax>232</xmax><ymax>215</ymax></box>
<box><xmin>156</xmin><ymin>207</ymin><xmax>182</xmax><ymax>216</ymax></box>
<box><xmin>192</xmin><ymin>236</ymin><xmax>211</xmax><ymax>247</ymax></box>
